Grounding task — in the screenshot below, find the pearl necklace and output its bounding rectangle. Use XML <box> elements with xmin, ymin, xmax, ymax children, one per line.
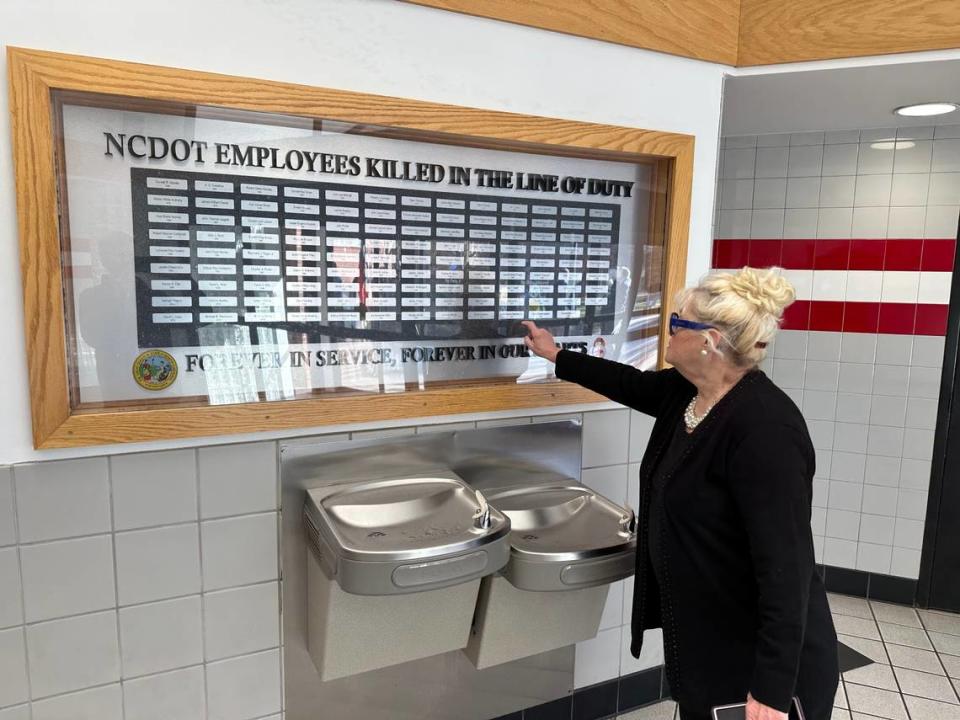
<box><xmin>684</xmin><ymin>394</ymin><xmax>713</xmax><ymax>431</ymax></box>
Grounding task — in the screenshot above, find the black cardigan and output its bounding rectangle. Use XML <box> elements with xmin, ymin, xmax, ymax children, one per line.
<box><xmin>556</xmin><ymin>350</ymin><xmax>838</xmax><ymax>716</ymax></box>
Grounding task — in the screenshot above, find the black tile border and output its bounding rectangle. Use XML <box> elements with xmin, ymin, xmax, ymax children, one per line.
<box><xmin>617</xmin><ymin>667</ymin><xmax>664</xmax><ymax>713</ymax></box>
<box><xmin>869</xmin><ymin>573</ymin><xmax>918</xmax><ymax>605</ymax></box>
<box><xmin>524</xmin><ymin>695</ymin><xmax>572</xmax><ymax>720</ymax></box>
<box><xmin>495</xmin><ymin>666</ymin><xmax>667</xmax><ymax>720</ymax></box>
<box><xmin>572</xmin><ymin>680</ymin><xmax>618</xmax><ymax>720</ymax></box>
<box><xmin>823</xmin><ymin>565</ymin><xmax>869</xmax><ymax>596</ymax></box>
<box><xmin>822</xmin><ymin>564</ymin><xmax>918</xmax><ymax>606</ymax></box>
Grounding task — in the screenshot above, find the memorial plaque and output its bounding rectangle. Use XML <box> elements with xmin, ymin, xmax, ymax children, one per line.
<box><xmin>60</xmin><ymin>100</ymin><xmax>658</xmax><ymax>405</ymax></box>
<box><xmin>10</xmin><ymin>49</ymin><xmax>689</xmax><ymax>446</ymax></box>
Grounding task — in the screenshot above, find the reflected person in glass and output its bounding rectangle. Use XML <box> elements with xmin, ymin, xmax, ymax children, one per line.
<box><xmin>523</xmin><ymin>267</ymin><xmax>838</xmax><ymax>720</ymax></box>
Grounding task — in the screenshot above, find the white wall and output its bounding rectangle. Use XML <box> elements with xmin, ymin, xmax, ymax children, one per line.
<box><xmin>0</xmin><ymin>0</ymin><xmax>726</xmax><ymax>463</ymax></box>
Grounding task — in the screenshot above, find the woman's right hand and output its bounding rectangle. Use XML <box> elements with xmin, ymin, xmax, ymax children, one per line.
<box><xmin>521</xmin><ymin>320</ymin><xmax>560</xmax><ymax>363</ymax></box>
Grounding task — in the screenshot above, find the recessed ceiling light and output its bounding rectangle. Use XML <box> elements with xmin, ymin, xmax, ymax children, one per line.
<box><xmin>871</xmin><ymin>140</ymin><xmax>915</xmax><ymax>150</ymax></box>
<box><xmin>893</xmin><ymin>102</ymin><xmax>958</xmax><ymax>117</ymax></box>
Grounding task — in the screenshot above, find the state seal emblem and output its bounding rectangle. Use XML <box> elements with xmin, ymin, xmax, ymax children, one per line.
<box><xmin>132</xmin><ymin>350</ymin><xmax>177</xmax><ymax>391</ymax></box>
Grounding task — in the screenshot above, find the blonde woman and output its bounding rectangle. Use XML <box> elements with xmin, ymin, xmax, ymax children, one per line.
<box><xmin>523</xmin><ymin>267</ymin><xmax>838</xmax><ymax>720</ymax></box>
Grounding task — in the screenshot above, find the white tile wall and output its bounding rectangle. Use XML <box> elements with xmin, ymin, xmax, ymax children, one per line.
<box><xmin>598</xmin><ymin>581</ymin><xmax>624</xmax><ymax>632</ymax></box>
<box><xmin>0</xmin><ymin>628</ymin><xmax>29</xmax><ymax>708</ymax></box>
<box><xmin>199</xmin><ymin>443</ymin><xmax>277</xmax><ymax>519</ymax></box>
<box><xmin>14</xmin><ymin>459</ymin><xmax>110</xmax><ymax>543</ymax></box>
<box><xmin>115</xmin><ymin>524</ymin><xmax>202</xmax><ymax>606</ymax></box>
<box><xmin>123</xmin><ymin>666</ymin><xmax>205</xmax><ymax>720</ymax></box>
<box><xmin>0</xmin><ymin>470</ymin><xmax>14</xmax><ymax>547</ymax></box>
<box><xmin>0</xmin><ymin>705</ymin><xmax>30</xmax><ymax>720</ymax></box>
<box><xmin>715</xmin><ymin>127</ymin><xmax>955</xmax><ymax>578</ymax></box>
<box><xmin>201</xmin><ymin>514</ymin><xmax>278</xmax><ymax>592</ymax></box>
<box><xmin>581</xmin><ymin>466</ymin><xmax>629</xmax><ymax>508</ymax></box>
<box><xmin>574</xmin><ymin>409</ymin><xmax>663</xmax><ymax>687</ymax></box>
<box><xmin>2</xmin><ymin>411</ymin><xmax>661</xmax><ymax>714</ymax></box>
<box><xmin>31</xmin><ymin>684</ymin><xmax>123</xmax><ymax>720</ymax></box>
<box><xmin>620</xmin><ymin>628</ymin><xmax>664</xmax><ymax>676</ymax></box>
<box><xmin>205</xmin><ymin>649</ymin><xmax>282</xmax><ymax>720</ymax></box>
<box><xmin>0</xmin><ymin>439</ymin><xmax>285</xmax><ymax>718</ymax></box>
<box><xmin>17</xmin><ymin>364</ymin><xmax>937</xmax><ymax>714</ymax></box>
<box><xmin>203</xmin><ymin>582</ymin><xmax>279</xmax><ymax>661</ymax></box>
<box><xmin>20</xmin><ymin>535</ymin><xmax>116</xmax><ymax>622</ymax></box>
<box><xmin>751</xmin><ymin>322</ymin><xmax>946</xmax><ymax>576</ymax></box>
<box><xmin>574</xmin><ymin>627</ymin><xmax>621</xmax><ymax>689</ymax></box>
<box><xmin>582</xmin><ymin>409</ymin><xmax>631</xmax><ymax>468</ymax></box>
<box><xmin>119</xmin><ymin>596</ymin><xmax>204</xmax><ymax>678</ymax></box>
<box><xmin>0</xmin><ymin>549</ymin><xmax>22</xmax><ymax>630</ymax></box>
<box><xmin>26</xmin><ymin>611</ymin><xmax>120</xmax><ymax>698</ymax></box>
<box><xmin>111</xmin><ymin>450</ymin><xmax>198</xmax><ymax>531</ymax></box>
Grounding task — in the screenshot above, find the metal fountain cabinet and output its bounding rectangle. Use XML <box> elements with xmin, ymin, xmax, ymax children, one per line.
<box><xmin>281</xmin><ymin>419</ymin><xmax>636</xmax><ymax>720</ymax></box>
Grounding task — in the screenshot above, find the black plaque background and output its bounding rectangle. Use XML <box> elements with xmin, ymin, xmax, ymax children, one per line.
<box><xmin>132</xmin><ymin>168</ymin><xmax>622</xmax><ymax>348</ymax></box>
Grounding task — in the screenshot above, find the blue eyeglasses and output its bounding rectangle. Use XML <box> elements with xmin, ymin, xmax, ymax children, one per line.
<box><xmin>669</xmin><ymin>312</ymin><xmax>715</xmax><ymax>336</ymax></box>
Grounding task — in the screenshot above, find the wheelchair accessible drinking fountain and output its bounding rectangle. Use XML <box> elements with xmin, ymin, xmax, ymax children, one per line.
<box><xmin>303</xmin><ymin>471</ymin><xmax>511</xmax><ymax>681</ymax></box>
<box><xmin>464</xmin><ymin>482</ymin><xmax>637</xmax><ymax>669</ymax></box>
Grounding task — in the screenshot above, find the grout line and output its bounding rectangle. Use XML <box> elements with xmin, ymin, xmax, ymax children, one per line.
<box><xmin>121</xmin><ymin>661</ymin><xmax>206</xmax><ymax>684</ymax></box>
<box><xmin>105</xmin><ymin>457</ymin><xmax>126</xmax><ymax>720</ymax></box>
<box><xmin>10</xmin><ymin>470</ymin><xmax>35</xmax><ymax>719</ymax></box>
<box><xmin>18</xmin><ymin>516</ymin><xmax>210</xmax><ymax>548</ymax></box>
<box><xmin>272</xmin><ymin>438</ymin><xmax>284</xmax><ymax>716</ymax></box>
<box><xmin>26</xmin><ymin>661</ymin><xmax>209</xmax><ymax>707</ymax></box>
<box><xmin>916</xmin><ymin>611</ymin><xmax>960</xmax><ymax>703</ymax></box>
<box><xmin>194</xmin><ymin>447</ymin><xmax>210</xmax><ymax>720</ymax></box>
<box><xmin>868</xmin><ymin>601</ymin><xmax>913</xmax><ymax>720</ymax></box>
<box><xmin>201</xmin><ymin>508</ymin><xmax>279</xmax><ymax>526</ymax></box>
<box><xmin>26</xmin><ymin>678</ymin><xmax>123</xmax><ymax>706</ymax></box>
<box><xmin>15</xmin><ymin>576</ymin><xmax>280</xmax><ymax>630</ymax></box>
<box><xmin>120</xmin><ymin>644</ymin><xmax>280</xmax><ymax>683</ymax></box>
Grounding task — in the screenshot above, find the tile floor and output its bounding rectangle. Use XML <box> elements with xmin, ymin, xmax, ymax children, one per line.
<box><xmin>619</xmin><ymin>594</ymin><xmax>960</xmax><ymax>720</ymax></box>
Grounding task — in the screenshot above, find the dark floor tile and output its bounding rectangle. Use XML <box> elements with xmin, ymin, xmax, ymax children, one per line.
<box><xmin>868</xmin><ymin>573</ymin><xmax>917</xmax><ymax>605</ymax></box>
<box><xmin>572</xmin><ymin>680</ymin><xmax>618</xmax><ymax>720</ymax></box>
<box><xmin>494</xmin><ymin>713</ymin><xmax>523</xmax><ymax>720</ymax></box>
<box><xmin>824</xmin><ymin>566</ymin><xmax>869</xmax><ymax>597</ymax></box>
<box><xmin>618</xmin><ymin>667</ymin><xmax>662</xmax><ymax>712</ymax></box>
<box><xmin>524</xmin><ymin>695</ymin><xmax>572</xmax><ymax>720</ymax></box>
<box><xmin>837</xmin><ymin>641</ymin><xmax>874</xmax><ymax>673</ymax></box>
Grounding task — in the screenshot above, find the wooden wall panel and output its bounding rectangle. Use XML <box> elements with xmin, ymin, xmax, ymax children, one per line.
<box><xmin>739</xmin><ymin>0</ymin><xmax>960</xmax><ymax>65</ymax></box>
<box><xmin>407</xmin><ymin>0</ymin><xmax>960</xmax><ymax>67</ymax></box>
<box><xmin>403</xmin><ymin>0</ymin><xmax>740</xmax><ymax>65</ymax></box>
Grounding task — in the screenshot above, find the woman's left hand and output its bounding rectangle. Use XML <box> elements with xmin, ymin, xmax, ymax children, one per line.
<box><xmin>745</xmin><ymin>693</ymin><xmax>788</xmax><ymax>720</ymax></box>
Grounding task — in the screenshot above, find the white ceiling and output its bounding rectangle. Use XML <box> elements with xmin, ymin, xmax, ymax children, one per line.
<box><xmin>722</xmin><ymin>59</ymin><xmax>960</xmax><ymax>137</ymax></box>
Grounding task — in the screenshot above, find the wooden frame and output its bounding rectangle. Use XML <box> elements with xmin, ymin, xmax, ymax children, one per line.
<box><xmin>7</xmin><ymin>47</ymin><xmax>692</xmax><ymax>449</ymax></box>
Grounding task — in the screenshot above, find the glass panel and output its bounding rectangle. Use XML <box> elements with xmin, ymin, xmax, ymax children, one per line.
<box><xmin>55</xmin><ymin>91</ymin><xmax>668</xmax><ymax>409</ymax></box>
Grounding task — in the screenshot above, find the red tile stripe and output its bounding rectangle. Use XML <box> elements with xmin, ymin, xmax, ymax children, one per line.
<box><xmin>713</xmin><ymin>238</ymin><xmax>956</xmax><ymax>272</ymax></box>
<box><xmin>779</xmin><ymin>301</ymin><xmax>948</xmax><ymax>335</ymax></box>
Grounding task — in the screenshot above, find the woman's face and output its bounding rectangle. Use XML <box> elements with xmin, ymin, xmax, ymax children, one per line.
<box><xmin>664</xmin><ymin>305</ymin><xmax>710</xmax><ymax>370</ymax></box>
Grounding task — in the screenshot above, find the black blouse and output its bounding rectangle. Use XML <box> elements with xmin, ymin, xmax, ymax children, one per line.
<box><xmin>649</xmin><ymin>419</ymin><xmax>692</xmax><ymax>585</ymax></box>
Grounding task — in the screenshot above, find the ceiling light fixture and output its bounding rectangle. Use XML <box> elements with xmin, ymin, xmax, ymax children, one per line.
<box><xmin>893</xmin><ymin>102</ymin><xmax>959</xmax><ymax>117</ymax></box>
<box><xmin>870</xmin><ymin>140</ymin><xmax>915</xmax><ymax>150</ymax></box>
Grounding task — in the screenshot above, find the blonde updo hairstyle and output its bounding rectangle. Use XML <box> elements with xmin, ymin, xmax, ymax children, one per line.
<box><xmin>676</xmin><ymin>266</ymin><xmax>795</xmax><ymax>368</ymax></box>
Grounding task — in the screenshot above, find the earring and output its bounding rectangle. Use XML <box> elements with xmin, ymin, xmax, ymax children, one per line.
<box><xmin>700</xmin><ymin>349</ymin><xmax>708</xmax><ymax>356</ymax></box>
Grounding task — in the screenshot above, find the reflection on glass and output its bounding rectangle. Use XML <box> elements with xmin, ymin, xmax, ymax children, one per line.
<box><xmin>55</xmin><ymin>91</ymin><xmax>668</xmax><ymax>410</ymax></box>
